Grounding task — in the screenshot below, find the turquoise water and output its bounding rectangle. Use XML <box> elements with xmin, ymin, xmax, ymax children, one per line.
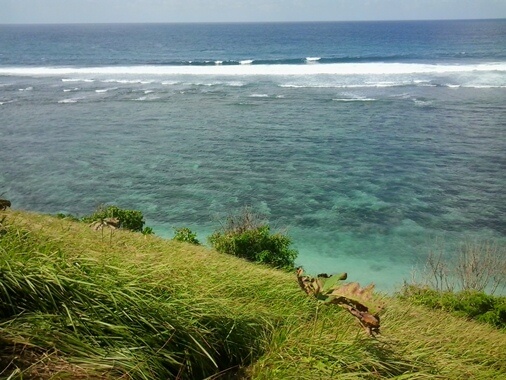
<box><xmin>1</xmin><ymin>21</ymin><xmax>505</xmax><ymax>291</ymax></box>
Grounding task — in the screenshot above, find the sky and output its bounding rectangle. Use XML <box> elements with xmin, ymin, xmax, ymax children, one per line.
<box><xmin>1</xmin><ymin>0</ymin><xmax>506</xmax><ymax>24</ymax></box>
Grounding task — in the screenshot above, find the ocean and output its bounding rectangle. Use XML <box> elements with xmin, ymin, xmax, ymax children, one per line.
<box><xmin>1</xmin><ymin>20</ymin><xmax>505</xmax><ymax>291</ymax></box>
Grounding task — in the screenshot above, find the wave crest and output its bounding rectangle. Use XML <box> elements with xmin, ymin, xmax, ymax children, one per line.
<box><xmin>1</xmin><ymin>62</ymin><xmax>504</xmax><ymax>78</ymax></box>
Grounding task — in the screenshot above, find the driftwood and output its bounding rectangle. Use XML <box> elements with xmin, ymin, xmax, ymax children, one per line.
<box><xmin>296</xmin><ymin>267</ymin><xmax>381</xmax><ymax>336</ymax></box>
<box><xmin>0</xmin><ymin>199</ymin><xmax>11</xmax><ymax>211</ymax></box>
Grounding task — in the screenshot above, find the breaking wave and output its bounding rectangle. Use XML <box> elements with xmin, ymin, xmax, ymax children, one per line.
<box><xmin>0</xmin><ymin>62</ymin><xmax>504</xmax><ymax>77</ymax></box>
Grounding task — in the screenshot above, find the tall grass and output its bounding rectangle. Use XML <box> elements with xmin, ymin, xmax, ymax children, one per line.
<box><xmin>0</xmin><ymin>218</ymin><xmax>276</xmax><ymax>378</ymax></box>
<box><xmin>1</xmin><ymin>211</ymin><xmax>506</xmax><ymax>379</ymax></box>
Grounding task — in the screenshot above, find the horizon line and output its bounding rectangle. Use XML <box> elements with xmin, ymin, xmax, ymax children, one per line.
<box><xmin>1</xmin><ymin>17</ymin><xmax>505</xmax><ymax>26</ymax></box>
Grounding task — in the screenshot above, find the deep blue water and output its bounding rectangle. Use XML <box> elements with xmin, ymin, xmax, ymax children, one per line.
<box><xmin>1</xmin><ymin>20</ymin><xmax>505</xmax><ymax>66</ymax></box>
<box><xmin>1</xmin><ymin>20</ymin><xmax>505</xmax><ymax>291</ymax></box>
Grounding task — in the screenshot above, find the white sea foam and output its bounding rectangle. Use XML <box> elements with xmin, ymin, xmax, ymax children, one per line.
<box><xmin>62</xmin><ymin>78</ymin><xmax>94</xmax><ymax>83</ymax></box>
<box><xmin>215</xmin><ymin>60</ymin><xmax>223</xmax><ymax>65</ymax></box>
<box><xmin>58</xmin><ymin>98</ymin><xmax>78</xmax><ymax>104</ymax></box>
<box><xmin>306</xmin><ymin>57</ymin><xmax>321</xmax><ymax>63</ymax></box>
<box><xmin>249</xmin><ymin>93</ymin><xmax>269</xmax><ymax>98</ymax></box>
<box><xmin>307</xmin><ymin>82</ymin><xmax>435</xmax><ymax>89</ymax></box>
<box><xmin>18</xmin><ymin>86</ymin><xmax>33</xmax><ymax>91</ymax></box>
<box><xmin>95</xmin><ymin>87</ymin><xmax>117</xmax><ymax>93</ymax></box>
<box><xmin>345</xmin><ymin>84</ymin><xmax>402</xmax><ymax>88</ymax></box>
<box><xmin>281</xmin><ymin>83</ymin><xmax>402</xmax><ymax>89</ymax></box>
<box><xmin>413</xmin><ymin>99</ymin><xmax>433</xmax><ymax>106</ymax></box>
<box><xmin>390</xmin><ymin>93</ymin><xmax>412</xmax><ymax>99</ymax></box>
<box><xmin>2</xmin><ymin>63</ymin><xmax>506</xmax><ymax>90</ymax></box>
<box><xmin>364</xmin><ymin>81</ymin><xmax>398</xmax><ymax>87</ymax></box>
<box><xmin>279</xmin><ymin>84</ymin><xmax>306</xmax><ymax>88</ymax></box>
<box><xmin>465</xmin><ymin>84</ymin><xmax>506</xmax><ymax>88</ymax></box>
<box><xmin>240</xmin><ymin>60</ymin><xmax>254</xmax><ymax>65</ymax></box>
<box><xmin>1</xmin><ymin>62</ymin><xmax>505</xmax><ymax>77</ymax></box>
<box><xmin>103</xmin><ymin>79</ymin><xmax>154</xmax><ymax>84</ymax></box>
<box><xmin>227</xmin><ymin>81</ymin><xmax>244</xmax><ymax>87</ymax></box>
<box><xmin>132</xmin><ymin>95</ymin><xmax>161</xmax><ymax>101</ymax></box>
<box><xmin>333</xmin><ymin>97</ymin><xmax>376</xmax><ymax>102</ymax></box>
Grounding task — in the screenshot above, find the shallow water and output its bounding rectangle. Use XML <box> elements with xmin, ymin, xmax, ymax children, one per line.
<box><xmin>1</xmin><ymin>21</ymin><xmax>505</xmax><ymax>291</ymax></box>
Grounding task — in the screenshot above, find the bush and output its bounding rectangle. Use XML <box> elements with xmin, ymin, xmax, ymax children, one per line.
<box><xmin>142</xmin><ymin>226</ymin><xmax>154</xmax><ymax>235</ymax></box>
<box><xmin>399</xmin><ymin>285</ymin><xmax>506</xmax><ymax>329</ymax></box>
<box><xmin>208</xmin><ymin>208</ymin><xmax>297</xmax><ymax>269</ymax></box>
<box><xmin>172</xmin><ymin>227</ymin><xmax>200</xmax><ymax>245</ymax></box>
<box><xmin>82</xmin><ymin>205</ymin><xmax>146</xmax><ymax>232</ymax></box>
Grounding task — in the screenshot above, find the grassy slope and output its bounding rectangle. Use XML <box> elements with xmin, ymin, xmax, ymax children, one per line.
<box><xmin>1</xmin><ymin>210</ymin><xmax>505</xmax><ymax>379</ymax></box>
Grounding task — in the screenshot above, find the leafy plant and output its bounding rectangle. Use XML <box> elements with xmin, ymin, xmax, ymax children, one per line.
<box><xmin>142</xmin><ymin>226</ymin><xmax>155</xmax><ymax>235</ymax></box>
<box><xmin>296</xmin><ymin>268</ymin><xmax>382</xmax><ymax>336</ymax></box>
<box><xmin>208</xmin><ymin>207</ymin><xmax>297</xmax><ymax>269</ymax></box>
<box><xmin>82</xmin><ymin>205</ymin><xmax>146</xmax><ymax>233</ymax></box>
<box><xmin>209</xmin><ymin>224</ymin><xmax>297</xmax><ymax>269</ymax></box>
<box><xmin>172</xmin><ymin>227</ymin><xmax>200</xmax><ymax>245</ymax></box>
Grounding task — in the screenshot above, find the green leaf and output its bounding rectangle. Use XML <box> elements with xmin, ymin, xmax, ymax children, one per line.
<box><xmin>321</xmin><ymin>273</ymin><xmax>348</xmax><ymax>294</ymax></box>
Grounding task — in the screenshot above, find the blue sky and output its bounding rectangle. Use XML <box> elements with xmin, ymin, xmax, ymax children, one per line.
<box><xmin>2</xmin><ymin>0</ymin><xmax>506</xmax><ymax>23</ymax></box>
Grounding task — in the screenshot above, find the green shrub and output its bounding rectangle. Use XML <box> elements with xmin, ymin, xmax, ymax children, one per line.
<box><xmin>399</xmin><ymin>285</ymin><xmax>506</xmax><ymax>329</ymax></box>
<box><xmin>142</xmin><ymin>226</ymin><xmax>155</xmax><ymax>235</ymax></box>
<box><xmin>172</xmin><ymin>227</ymin><xmax>200</xmax><ymax>245</ymax></box>
<box><xmin>82</xmin><ymin>205</ymin><xmax>146</xmax><ymax>232</ymax></box>
<box><xmin>209</xmin><ymin>224</ymin><xmax>297</xmax><ymax>269</ymax></box>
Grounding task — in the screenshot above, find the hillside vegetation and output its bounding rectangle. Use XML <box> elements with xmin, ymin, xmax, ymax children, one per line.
<box><xmin>1</xmin><ymin>210</ymin><xmax>505</xmax><ymax>379</ymax></box>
